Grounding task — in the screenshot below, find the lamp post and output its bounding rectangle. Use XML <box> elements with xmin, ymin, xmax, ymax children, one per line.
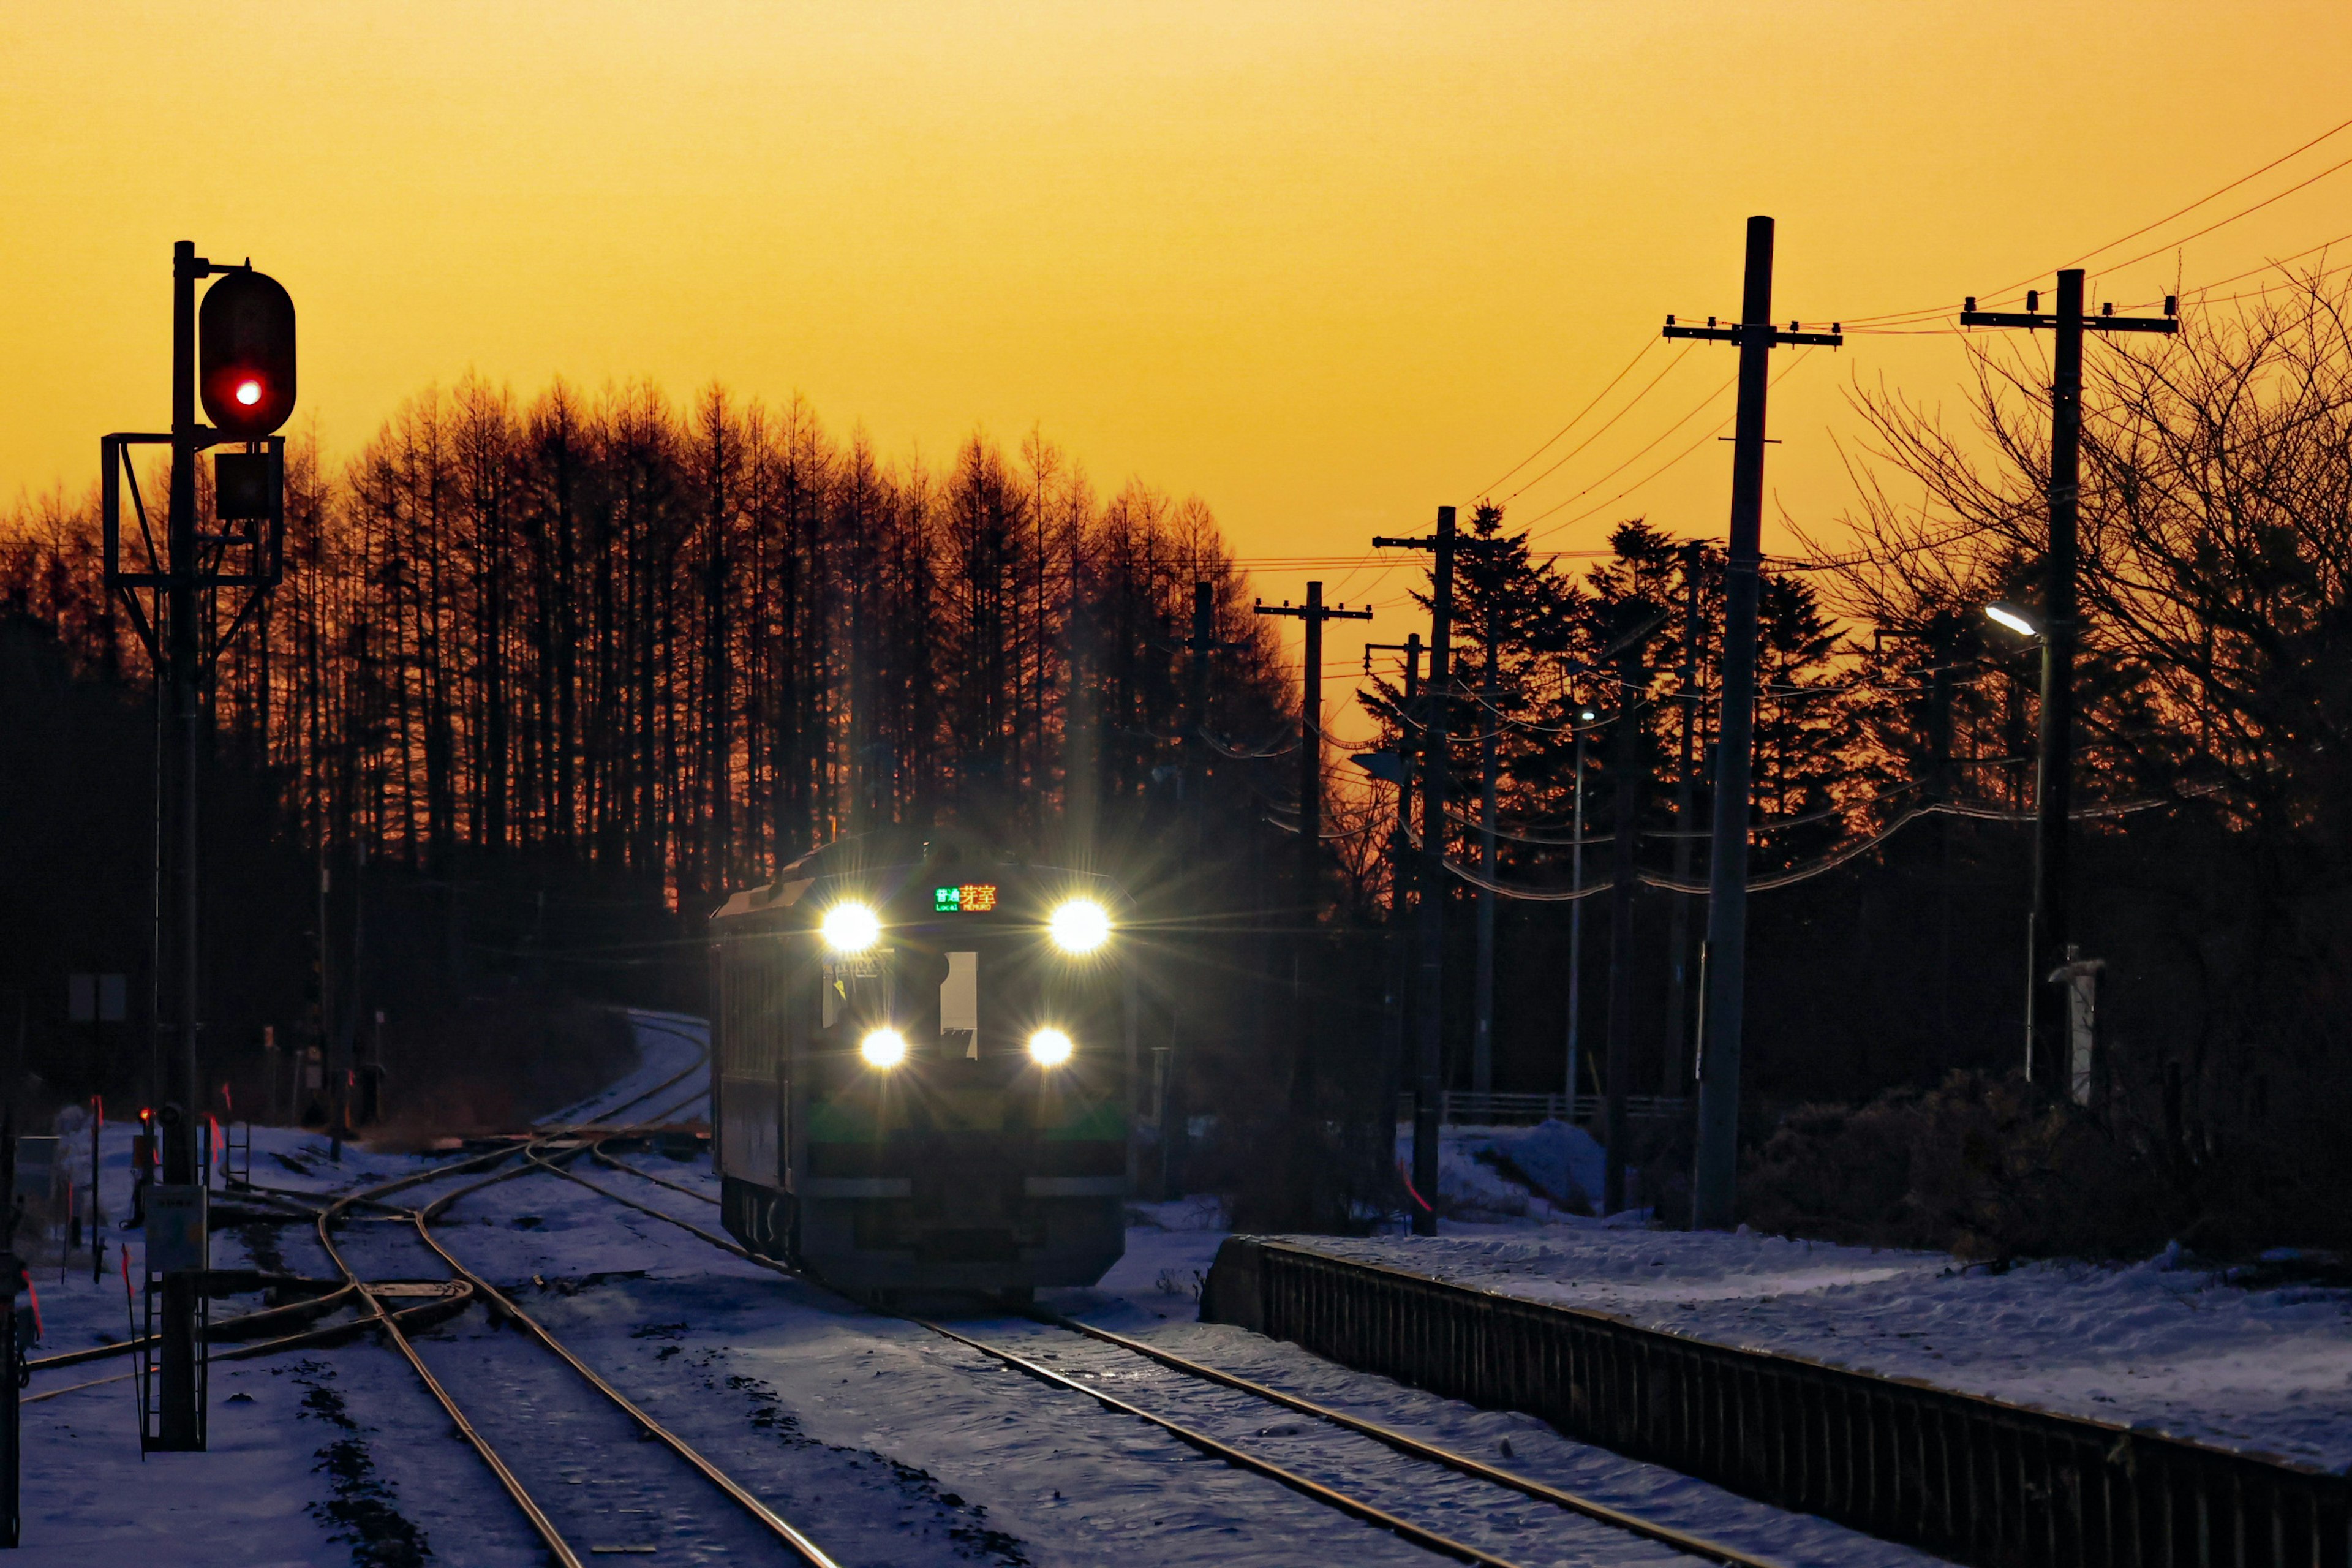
<box><xmin>1982</xmin><ymin>599</ymin><xmax>2053</xmax><ymax>1069</ymax></box>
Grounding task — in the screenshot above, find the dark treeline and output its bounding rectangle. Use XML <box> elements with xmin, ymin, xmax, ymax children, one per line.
<box><xmin>0</xmin><ymin>379</ymin><xmax>1292</xmax><ymax>1131</ymax></box>
<box><xmin>9</xmin><ymin>276</ymin><xmax>2351</xmax><ymax>1256</ymax></box>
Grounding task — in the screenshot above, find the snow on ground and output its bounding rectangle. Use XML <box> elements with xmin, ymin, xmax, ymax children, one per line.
<box><xmin>529</xmin><ymin>1145</ymin><xmax>1934</xmax><ymax>1566</ymax></box>
<box><xmin>1282</xmin><ymin>1201</ymin><xmax>2352</xmax><ymax>1473</ymax></box>
<box><xmin>26</xmin><ymin>1018</ymin><xmax>2337</xmax><ymax>1566</ymax></box>
<box><xmin>12</xmin><ymin>1008</ymin><xmax>710</xmax><ymax>1564</ymax></box>
<box><xmin>21</xmin><ymin>1013</ymin><xmax>1929</xmax><ymax>1567</ymax></box>
<box><xmin>1397</xmin><ymin>1121</ymin><xmax>1615</xmax><ymax>1222</ymax></box>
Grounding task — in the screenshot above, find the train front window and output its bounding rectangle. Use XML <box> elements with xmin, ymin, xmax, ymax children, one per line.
<box><xmin>941</xmin><ymin>951</ymin><xmax>979</xmax><ymax>1058</ymax></box>
<box><xmin>821</xmin><ymin>954</ymin><xmax>882</xmax><ymax>1029</ymax></box>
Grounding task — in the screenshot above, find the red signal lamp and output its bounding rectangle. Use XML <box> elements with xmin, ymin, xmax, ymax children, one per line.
<box><xmin>199</xmin><ymin>268</ymin><xmax>296</xmax><ymax>439</ymax></box>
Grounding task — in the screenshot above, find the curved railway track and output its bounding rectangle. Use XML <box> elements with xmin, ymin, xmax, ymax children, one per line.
<box><xmin>565</xmin><ymin>1140</ymin><xmax>1800</xmax><ymax>1568</ymax></box>
<box><xmin>307</xmin><ymin>1134</ymin><xmax>842</xmax><ymax>1567</ymax></box>
<box><xmin>26</xmin><ymin>1011</ymin><xmax>1806</xmax><ymax>1568</ymax></box>
<box><xmin>26</xmin><ymin>1017</ymin><xmax>711</xmax><ymax>1387</ymax></box>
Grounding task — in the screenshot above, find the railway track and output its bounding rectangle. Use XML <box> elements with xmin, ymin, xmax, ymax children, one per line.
<box><xmin>565</xmin><ymin>1141</ymin><xmax>1801</xmax><ymax>1568</ymax></box>
<box><xmin>312</xmin><ymin>1136</ymin><xmax>841</xmax><ymax>1567</ymax></box>
<box><xmin>31</xmin><ymin>1012</ymin><xmax>1811</xmax><ymax>1568</ymax></box>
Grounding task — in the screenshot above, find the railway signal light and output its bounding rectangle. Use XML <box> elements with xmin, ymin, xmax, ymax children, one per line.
<box><xmin>198</xmin><ymin>268</ymin><xmax>296</xmax><ymax>439</ymax></box>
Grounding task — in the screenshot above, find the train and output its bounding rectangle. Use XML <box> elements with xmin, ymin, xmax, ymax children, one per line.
<box><xmin>709</xmin><ymin>829</ymin><xmax>1132</xmax><ymax>1302</ymax></box>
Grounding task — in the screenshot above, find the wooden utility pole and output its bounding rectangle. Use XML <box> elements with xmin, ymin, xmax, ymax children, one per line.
<box><xmin>1599</xmin><ymin>600</ymin><xmax>1665</xmax><ymax>1215</ymax></box>
<box><xmin>1660</xmin><ymin>541</ymin><xmax>1705</xmax><ymax>1087</ymax></box>
<box><xmin>1662</xmin><ymin>217</ymin><xmax>1841</xmax><ymax>1230</ymax></box>
<box><xmin>1471</xmin><ymin>631</ymin><xmax>1501</xmax><ymax>1093</ymax></box>
<box><xmin>1961</xmin><ymin>274</ymin><xmax>2175</xmax><ymax>1087</ymax></box>
<box><xmin>1257</xmin><ymin>583</ymin><xmax>1371</xmax><ymax>1225</ymax></box>
<box><xmin>1180</xmin><ymin>581</ymin><xmax>1245</xmax><ymax>843</ymax></box>
<box><xmin>1256</xmin><ymin>582</ymin><xmax>1374</xmax><ymax>916</ymax></box>
<box><xmin>1363</xmin><ymin>635</ymin><xmax>1423</xmax><ymax>1176</ymax></box>
<box><xmin>1374</xmin><ymin>508</ymin><xmax>1457</xmax><ymax>1235</ymax></box>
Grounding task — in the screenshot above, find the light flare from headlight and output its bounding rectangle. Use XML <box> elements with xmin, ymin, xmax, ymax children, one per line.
<box><xmin>822</xmin><ymin>902</ymin><xmax>881</xmax><ymax>952</ymax></box>
<box><xmin>1028</xmin><ymin>1028</ymin><xmax>1074</xmax><ymax>1066</ymax></box>
<box><xmin>1048</xmin><ymin>898</ymin><xmax>1112</xmax><ymax>954</ymax></box>
<box><xmin>859</xmin><ymin>1028</ymin><xmax>907</xmax><ymax>1068</ymax></box>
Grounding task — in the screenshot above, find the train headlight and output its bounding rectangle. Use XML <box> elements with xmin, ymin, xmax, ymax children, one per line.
<box><xmin>1028</xmin><ymin>1028</ymin><xmax>1074</xmax><ymax>1067</ymax></box>
<box><xmin>821</xmin><ymin>902</ymin><xmax>881</xmax><ymax>953</ymax></box>
<box><xmin>1048</xmin><ymin>898</ymin><xmax>1112</xmax><ymax>954</ymax></box>
<box><xmin>859</xmin><ymin>1028</ymin><xmax>907</xmax><ymax>1069</ymax></box>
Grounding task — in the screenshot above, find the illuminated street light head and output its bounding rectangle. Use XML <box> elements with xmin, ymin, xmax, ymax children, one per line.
<box><xmin>1984</xmin><ymin>601</ymin><xmax>2041</xmax><ymax>639</ymax></box>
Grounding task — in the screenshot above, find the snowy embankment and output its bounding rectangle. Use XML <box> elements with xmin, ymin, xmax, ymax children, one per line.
<box><xmin>1284</xmin><ymin>1117</ymin><xmax>2352</xmax><ymax>1474</ymax></box>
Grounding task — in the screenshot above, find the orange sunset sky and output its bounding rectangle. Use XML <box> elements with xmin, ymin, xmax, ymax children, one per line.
<box><xmin>7</xmin><ymin>2</ymin><xmax>2351</xmax><ymax>738</ymax></box>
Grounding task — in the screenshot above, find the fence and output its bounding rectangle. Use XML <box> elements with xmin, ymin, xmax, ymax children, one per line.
<box><xmin>1397</xmin><ymin>1091</ymin><xmax>1689</xmax><ymax>1127</ymax></box>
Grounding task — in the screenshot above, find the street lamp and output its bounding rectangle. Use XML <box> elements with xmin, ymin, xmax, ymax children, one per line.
<box><xmin>1984</xmin><ymin>601</ymin><xmax>2041</xmax><ymax>639</ymax></box>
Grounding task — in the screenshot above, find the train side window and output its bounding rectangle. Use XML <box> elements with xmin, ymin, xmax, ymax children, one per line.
<box><xmin>941</xmin><ymin>951</ymin><xmax>979</xmax><ymax>1059</ymax></box>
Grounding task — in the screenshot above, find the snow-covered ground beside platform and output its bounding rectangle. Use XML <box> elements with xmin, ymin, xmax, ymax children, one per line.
<box><xmin>19</xmin><ymin>1009</ymin><xmax>2340</xmax><ymax>1566</ymax></box>
<box><xmin>1272</xmin><ymin>1224</ymin><xmax>2352</xmax><ymax>1473</ymax></box>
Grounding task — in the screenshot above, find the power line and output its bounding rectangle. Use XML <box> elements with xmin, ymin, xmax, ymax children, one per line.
<box><xmin>1525</xmin><ymin>350</ymin><xmax>1820</xmax><ymax>543</ymax></box>
<box><xmin>1479</xmin><ymin>336</ymin><xmax>1658</xmax><ymax>496</ymax></box>
<box><xmin>1499</xmin><ymin>347</ymin><xmax>1697</xmax><ymax>502</ymax></box>
<box><xmin>1515</xmin><ymin>372</ymin><xmax>1739</xmax><ymax>529</ymax></box>
<box><xmin>1833</xmin><ymin>112</ymin><xmax>2352</xmax><ymax>330</ymax></box>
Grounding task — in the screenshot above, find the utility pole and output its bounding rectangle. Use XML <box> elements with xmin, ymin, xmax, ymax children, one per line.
<box><xmin>1881</xmin><ymin>610</ymin><xmax>1962</xmax><ymax>1038</ymax></box>
<box><xmin>1</xmin><ymin>1108</ymin><xmax>18</xmax><ymax>1547</ymax></box>
<box><xmin>1660</xmin><ymin>541</ymin><xmax>1705</xmax><ymax>1088</ymax></box>
<box><xmin>1562</xmin><ymin>695</ymin><xmax>1596</xmax><ymax>1119</ymax></box>
<box><xmin>1255</xmin><ymin>582</ymin><xmax>1374</xmax><ymax>921</ymax></box>
<box><xmin>1472</xmin><ymin>631</ymin><xmax>1501</xmax><ymax>1096</ymax></box>
<box><xmin>1180</xmin><ymin>581</ymin><xmax>1248</xmax><ymax>827</ymax></box>
<box><xmin>102</xmin><ymin>243</ymin><xmax>292</xmax><ymax>1449</ymax></box>
<box><xmin>1164</xmin><ymin>581</ymin><xmax>1245</xmax><ymax>1194</ymax></box>
<box><xmin>1374</xmin><ymin>508</ymin><xmax>1457</xmax><ymax>1235</ymax></box>
<box><xmin>1961</xmin><ymin>274</ymin><xmax>2176</xmax><ymax>1087</ymax></box>
<box><xmin>1255</xmin><ymin>583</ymin><xmax>1371</xmax><ymax>1224</ymax></box>
<box><xmin>1599</xmin><ymin>601</ymin><xmax>1665</xmax><ymax>1214</ymax></box>
<box><xmin>1363</xmin><ymin>636</ymin><xmax>1422</xmax><ymax>1171</ymax></box>
<box><xmin>1363</xmin><ymin>636</ymin><xmax>1424</xmax><ymax>922</ymax></box>
<box><xmin>1663</xmin><ymin>217</ymin><xmax>1841</xmax><ymax>1230</ymax></box>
